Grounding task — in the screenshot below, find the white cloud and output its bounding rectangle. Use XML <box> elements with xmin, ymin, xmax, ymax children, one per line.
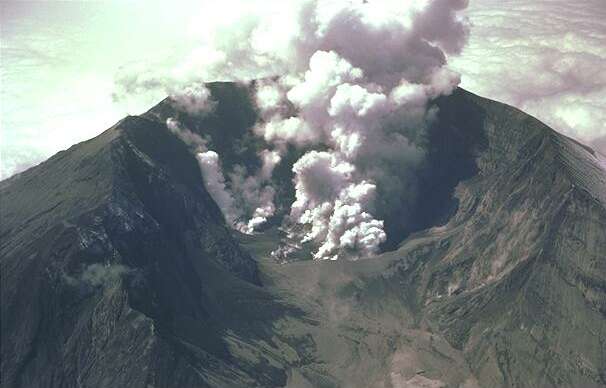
<box><xmin>3</xmin><ymin>1</ymin><xmax>603</xmax><ymax>182</ymax></box>
<box><xmin>0</xmin><ymin>1</ymin><xmax>195</xmax><ymax>179</ymax></box>
<box><xmin>254</xmin><ymin>117</ymin><xmax>319</xmax><ymax>147</ymax></box>
<box><xmin>449</xmin><ymin>0</ymin><xmax>606</xmax><ymax>154</ymax></box>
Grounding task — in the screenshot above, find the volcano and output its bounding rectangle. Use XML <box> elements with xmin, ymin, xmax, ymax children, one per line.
<box><xmin>1</xmin><ymin>83</ymin><xmax>605</xmax><ymax>388</ymax></box>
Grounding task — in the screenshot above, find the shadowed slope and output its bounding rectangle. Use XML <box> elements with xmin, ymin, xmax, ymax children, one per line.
<box><xmin>0</xmin><ymin>113</ymin><xmax>302</xmax><ymax>387</ymax></box>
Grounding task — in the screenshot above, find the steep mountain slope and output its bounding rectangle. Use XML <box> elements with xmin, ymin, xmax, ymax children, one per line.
<box><xmin>0</xmin><ymin>112</ymin><xmax>291</xmax><ymax>387</ymax></box>
<box><xmin>405</xmin><ymin>92</ymin><xmax>606</xmax><ymax>387</ymax></box>
<box><xmin>1</xmin><ymin>83</ymin><xmax>605</xmax><ymax>388</ymax></box>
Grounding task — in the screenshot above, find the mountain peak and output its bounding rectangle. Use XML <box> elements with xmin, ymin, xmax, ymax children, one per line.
<box><xmin>1</xmin><ymin>84</ymin><xmax>605</xmax><ymax>388</ymax></box>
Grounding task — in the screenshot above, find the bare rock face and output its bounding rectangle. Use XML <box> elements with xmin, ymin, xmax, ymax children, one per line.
<box><xmin>1</xmin><ymin>84</ymin><xmax>605</xmax><ymax>388</ymax></box>
<box><xmin>0</xmin><ymin>112</ymin><xmax>278</xmax><ymax>387</ymax></box>
<box><xmin>406</xmin><ymin>91</ymin><xmax>606</xmax><ymax>388</ymax></box>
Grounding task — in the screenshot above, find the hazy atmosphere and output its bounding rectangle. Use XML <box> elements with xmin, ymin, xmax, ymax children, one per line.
<box><xmin>1</xmin><ymin>0</ymin><xmax>605</xmax><ymax>180</ymax></box>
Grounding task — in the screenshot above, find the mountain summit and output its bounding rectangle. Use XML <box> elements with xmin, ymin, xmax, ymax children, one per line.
<box><xmin>1</xmin><ymin>83</ymin><xmax>605</xmax><ymax>388</ymax></box>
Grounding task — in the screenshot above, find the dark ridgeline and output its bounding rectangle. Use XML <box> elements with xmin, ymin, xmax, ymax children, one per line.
<box><xmin>1</xmin><ymin>83</ymin><xmax>605</xmax><ymax>388</ymax></box>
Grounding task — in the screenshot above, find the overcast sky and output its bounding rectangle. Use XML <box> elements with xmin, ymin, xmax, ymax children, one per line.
<box><xmin>1</xmin><ymin>0</ymin><xmax>605</xmax><ymax>179</ymax></box>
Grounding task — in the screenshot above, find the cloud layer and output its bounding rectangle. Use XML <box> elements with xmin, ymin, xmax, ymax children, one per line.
<box><xmin>0</xmin><ymin>1</ymin><xmax>199</xmax><ymax>179</ymax></box>
<box><xmin>449</xmin><ymin>0</ymin><xmax>606</xmax><ymax>154</ymax></box>
<box><xmin>3</xmin><ymin>1</ymin><xmax>603</xmax><ymax>181</ymax></box>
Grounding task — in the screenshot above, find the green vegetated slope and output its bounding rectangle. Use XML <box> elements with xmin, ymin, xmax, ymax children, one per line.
<box><xmin>1</xmin><ymin>83</ymin><xmax>604</xmax><ymax>388</ymax></box>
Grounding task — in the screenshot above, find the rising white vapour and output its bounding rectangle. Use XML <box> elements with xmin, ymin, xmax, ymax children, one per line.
<box><xmin>167</xmin><ymin>117</ymin><xmax>244</xmax><ymax>228</ymax></box>
<box><xmin>166</xmin><ymin>117</ymin><xmax>207</xmax><ymax>149</ymax></box>
<box><xmin>168</xmin><ymin>116</ymin><xmax>281</xmax><ymax>233</ymax></box>
<box><xmin>229</xmin><ymin>149</ymin><xmax>283</xmax><ymax>233</ymax></box>
<box><xmin>238</xmin><ymin>0</ymin><xmax>468</xmax><ymax>259</ymax></box>
<box><xmin>196</xmin><ymin>150</ymin><xmax>243</xmax><ymax>225</ymax></box>
<box><xmin>172</xmin><ymin>84</ymin><xmax>216</xmax><ymax>116</ymax></box>
<box><xmin>162</xmin><ymin>0</ymin><xmax>470</xmax><ymax>259</ymax></box>
<box><xmin>114</xmin><ymin>72</ymin><xmax>215</xmax><ymax>116</ymax></box>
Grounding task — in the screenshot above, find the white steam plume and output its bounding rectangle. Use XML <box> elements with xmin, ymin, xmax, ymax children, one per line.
<box><xmin>152</xmin><ymin>0</ymin><xmax>469</xmax><ymax>260</ymax></box>
<box><xmin>196</xmin><ymin>150</ymin><xmax>243</xmax><ymax>226</ymax></box>
<box><xmin>167</xmin><ymin>117</ymin><xmax>244</xmax><ymax>228</ymax></box>
<box><xmin>244</xmin><ymin>0</ymin><xmax>468</xmax><ymax>260</ymax></box>
<box><xmin>166</xmin><ymin>117</ymin><xmax>207</xmax><ymax>149</ymax></box>
<box><xmin>171</xmin><ymin>84</ymin><xmax>216</xmax><ymax>116</ymax></box>
<box><xmin>229</xmin><ymin>149</ymin><xmax>282</xmax><ymax>233</ymax></box>
<box><xmin>114</xmin><ymin>70</ymin><xmax>215</xmax><ymax>116</ymax></box>
<box><xmin>167</xmin><ymin>117</ymin><xmax>281</xmax><ymax>233</ymax></box>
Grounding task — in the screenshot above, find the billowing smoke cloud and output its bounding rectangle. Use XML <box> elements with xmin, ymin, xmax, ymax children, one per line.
<box><xmin>229</xmin><ymin>149</ymin><xmax>282</xmax><ymax>232</ymax></box>
<box><xmin>196</xmin><ymin>147</ymin><xmax>282</xmax><ymax>233</ymax></box>
<box><xmin>162</xmin><ymin>0</ymin><xmax>470</xmax><ymax>260</ymax></box>
<box><xmin>237</xmin><ymin>0</ymin><xmax>468</xmax><ymax>260</ymax></box>
<box><xmin>168</xmin><ymin>117</ymin><xmax>280</xmax><ymax>233</ymax></box>
<box><xmin>171</xmin><ymin>84</ymin><xmax>216</xmax><ymax>116</ymax></box>
<box><xmin>289</xmin><ymin>150</ymin><xmax>387</xmax><ymax>260</ymax></box>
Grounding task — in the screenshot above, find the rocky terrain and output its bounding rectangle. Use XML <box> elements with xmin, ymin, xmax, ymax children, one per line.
<box><xmin>1</xmin><ymin>83</ymin><xmax>605</xmax><ymax>387</ymax></box>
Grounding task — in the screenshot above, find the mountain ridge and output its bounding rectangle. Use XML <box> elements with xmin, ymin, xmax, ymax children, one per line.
<box><xmin>1</xmin><ymin>84</ymin><xmax>605</xmax><ymax>388</ymax></box>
